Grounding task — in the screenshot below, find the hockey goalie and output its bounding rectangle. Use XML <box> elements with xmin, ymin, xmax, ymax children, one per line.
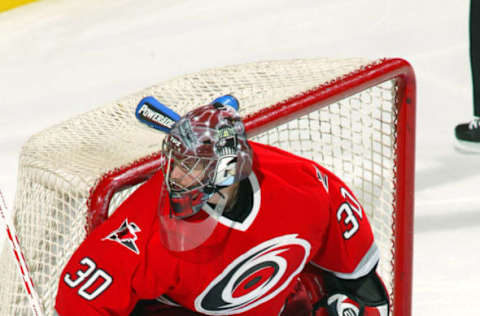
<box><xmin>55</xmin><ymin>96</ymin><xmax>390</xmax><ymax>316</ymax></box>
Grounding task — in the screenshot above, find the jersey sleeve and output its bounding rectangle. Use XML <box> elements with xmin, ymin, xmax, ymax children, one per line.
<box><xmin>55</xmin><ymin>172</ymin><xmax>177</xmax><ymax>316</ymax></box>
<box><xmin>310</xmin><ymin>171</ymin><xmax>380</xmax><ymax>280</ymax></box>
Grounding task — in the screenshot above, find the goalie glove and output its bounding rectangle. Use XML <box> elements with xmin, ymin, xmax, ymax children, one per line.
<box><xmin>326</xmin><ymin>293</ymin><xmax>362</xmax><ymax>316</ymax></box>
<box><xmin>316</xmin><ymin>292</ymin><xmax>389</xmax><ymax>316</ymax></box>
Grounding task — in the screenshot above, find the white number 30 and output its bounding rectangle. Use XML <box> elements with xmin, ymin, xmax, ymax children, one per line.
<box><xmin>64</xmin><ymin>257</ymin><xmax>113</xmax><ymax>300</ymax></box>
<box><xmin>336</xmin><ymin>187</ymin><xmax>363</xmax><ymax>240</ymax></box>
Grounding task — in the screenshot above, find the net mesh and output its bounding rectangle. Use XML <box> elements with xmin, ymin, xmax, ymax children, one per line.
<box><xmin>0</xmin><ymin>58</ymin><xmax>400</xmax><ymax>315</ymax></box>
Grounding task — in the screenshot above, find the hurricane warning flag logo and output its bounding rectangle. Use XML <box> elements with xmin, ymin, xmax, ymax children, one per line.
<box><xmin>103</xmin><ymin>219</ymin><xmax>141</xmax><ymax>254</ymax></box>
<box><xmin>194</xmin><ymin>234</ymin><xmax>311</xmax><ymax>314</ymax></box>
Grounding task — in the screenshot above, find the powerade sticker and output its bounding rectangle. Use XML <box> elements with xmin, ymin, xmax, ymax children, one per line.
<box><xmin>135</xmin><ymin>96</ymin><xmax>180</xmax><ymax>133</ymax></box>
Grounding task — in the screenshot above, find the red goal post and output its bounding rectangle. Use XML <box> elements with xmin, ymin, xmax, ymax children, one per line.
<box><xmin>0</xmin><ymin>58</ymin><xmax>415</xmax><ymax>316</ymax></box>
<box><xmin>245</xmin><ymin>58</ymin><xmax>415</xmax><ymax>316</ymax></box>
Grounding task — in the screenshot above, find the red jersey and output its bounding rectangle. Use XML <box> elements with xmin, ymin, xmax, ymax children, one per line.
<box><xmin>55</xmin><ymin>142</ymin><xmax>379</xmax><ymax>316</ymax></box>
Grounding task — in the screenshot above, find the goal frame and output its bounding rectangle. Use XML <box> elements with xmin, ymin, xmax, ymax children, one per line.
<box><xmin>87</xmin><ymin>58</ymin><xmax>415</xmax><ymax>315</ymax></box>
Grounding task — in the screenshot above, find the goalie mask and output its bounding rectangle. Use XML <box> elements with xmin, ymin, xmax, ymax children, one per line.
<box><xmin>158</xmin><ymin>97</ymin><xmax>252</xmax><ymax>257</ymax></box>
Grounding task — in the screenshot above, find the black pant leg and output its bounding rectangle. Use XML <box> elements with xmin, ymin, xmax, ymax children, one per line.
<box><xmin>470</xmin><ymin>0</ymin><xmax>480</xmax><ymax>116</ymax></box>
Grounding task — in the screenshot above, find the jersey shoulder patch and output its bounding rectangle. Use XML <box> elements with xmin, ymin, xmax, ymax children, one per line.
<box><xmin>102</xmin><ymin>219</ymin><xmax>142</xmax><ymax>254</ymax></box>
<box><xmin>313</xmin><ymin>164</ymin><xmax>329</xmax><ymax>193</ymax></box>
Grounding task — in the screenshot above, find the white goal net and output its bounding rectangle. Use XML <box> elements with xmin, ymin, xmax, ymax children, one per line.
<box><xmin>0</xmin><ymin>58</ymin><xmax>415</xmax><ymax>316</ymax></box>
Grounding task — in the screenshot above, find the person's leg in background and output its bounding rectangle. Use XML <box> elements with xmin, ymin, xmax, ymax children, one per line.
<box><xmin>455</xmin><ymin>0</ymin><xmax>480</xmax><ymax>152</ymax></box>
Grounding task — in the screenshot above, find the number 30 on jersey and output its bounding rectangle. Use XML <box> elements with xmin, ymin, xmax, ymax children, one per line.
<box><xmin>64</xmin><ymin>257</ymin><xmax>113</xmax><ymax>301</ymax></box>
<box><xmin>336</xmin><ymin>187</ymin><xmax>363</xmax><ymax>240</ymax></box>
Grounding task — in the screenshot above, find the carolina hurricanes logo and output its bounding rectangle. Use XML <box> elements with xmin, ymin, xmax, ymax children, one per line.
<box><xmin>313</xmin><ymin>165</ymin><xmax>328</xmax><ymax>193</ymax></box>
<box><xmin>194</xmin><ymin>234</ymin><xmax>311</xmax><ymax>315</ymax></box>
<box><xmin>103</xmin><ymin>219</ymin><xmax>141</xmax><ymax>254</ymax></box>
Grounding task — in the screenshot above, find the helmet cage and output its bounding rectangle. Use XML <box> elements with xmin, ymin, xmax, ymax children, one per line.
<box><xmin>162</xmin><ymin>146</ymin><xmax>218</xmax><ymax>219</ymax></box>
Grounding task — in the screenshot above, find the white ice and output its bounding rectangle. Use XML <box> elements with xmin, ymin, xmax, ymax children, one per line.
<box><xmin>0</xmin><ymin>0</ymin><xmax>479</xmax><ymax>314</ymax></box>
